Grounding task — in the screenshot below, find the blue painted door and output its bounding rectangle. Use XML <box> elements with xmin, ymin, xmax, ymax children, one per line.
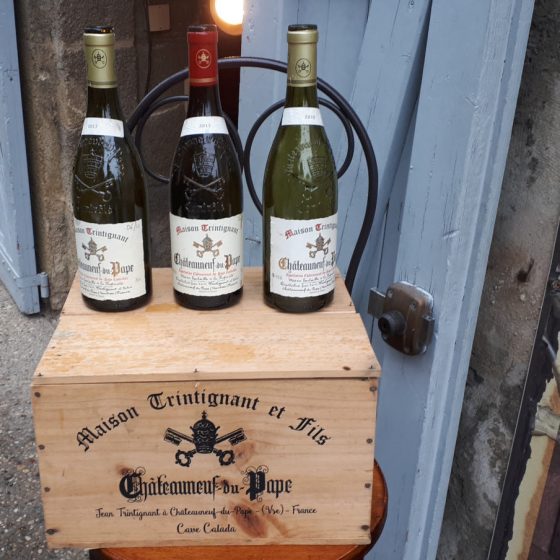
<box><xmin>0</xmin><ymin>0</ymin><xmax>43</xmax><ymax>314</ymax></box>
<box><xmin>238</xmin><ymin>0</ymin><xmax>534</xmax><ymax>558</ymax></box>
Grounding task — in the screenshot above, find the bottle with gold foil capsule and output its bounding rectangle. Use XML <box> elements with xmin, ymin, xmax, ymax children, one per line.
<box><xmin>263</xmin><ymin>24</ymin><xmax>338</xmax><ymax>312</ymax></box>
<box><xmin>169</xmin><ymin>24</ymin><xmax>243</xmax><ymax>309</ymax></box>
<box><xmin>72</xmin><ymin>26</ymin><xmax>152</xmax><ymax>311</ymax></box>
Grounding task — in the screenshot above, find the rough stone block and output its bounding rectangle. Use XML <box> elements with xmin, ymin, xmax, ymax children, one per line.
<box><xmin>57</xmin><ymin>0</ymin><xmax>137</xmax><ymax>45</ymax></box>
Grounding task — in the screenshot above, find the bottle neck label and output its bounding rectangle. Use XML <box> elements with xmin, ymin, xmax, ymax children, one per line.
<box><xmin>281</xmin><ymin>107</ymin><xmax>323</xmax><ymax>127</ymax></box>
<box><xmin>85</xmin><ymin>44</ymin><xmax>117</xmax><ymax>89</ymax></box>
<box><xmin>287</xmin><ymin>42</ymin><xmax>317</xmax><ymax>88</ymax></box>
<box><xmin>81</xmin><ymin>117</ymin><xmax>124</xmax><ymax>138</ymax></box>
<box><xmin>181</xmin><ymin>116</ymin><xmax>228</xmax><ymax>137</ymax></box>
<box><xmin>189</xmin><ymin>41</ymin><xmax>218</xmax><ymax>86</ymax></box>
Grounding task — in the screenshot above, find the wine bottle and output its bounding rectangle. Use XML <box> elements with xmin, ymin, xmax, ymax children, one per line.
<box><xmin>263</xmin><ymin>24</ymin><xmax>338</xmax><ymax>313</ymax></box>
<box><xmin>169</xmin><ymin>24</ymin><xmax>243</xmax><ymax>309</ymax></box>
<box><xmin>72</xmin><ymin>26</ymin><xmax>152</xmax><ymax>311</ymax></box>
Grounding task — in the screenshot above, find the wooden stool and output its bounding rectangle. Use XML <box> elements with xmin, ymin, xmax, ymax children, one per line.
<box><xmin>90</xmin><ymin>462</ymin><xmax>387</xmax><ymax>560</ymax></box>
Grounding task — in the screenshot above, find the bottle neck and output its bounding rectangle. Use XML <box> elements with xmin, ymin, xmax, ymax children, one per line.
<box><xmin>285</xmin><ymin>84</ymin><xmax>318</xmax><ymax>108</ymax></box>
<box><xmin>187</xmin><ymin>32</ymin><xmax>221</xmax><ymax>117</ymax></box>
<box><xmin>186</xmin><ymin>83</ymin><xmax>223</xmax><ymax>117</ymax></box>
<box><xmin>285</xmin><ymin>39</ymin><xmax>318</xmax><ymax>108</ymax></box>
<box><xmin>86</xmin><ymin>87</ymin><xmax>123</xmax><ymax>119</ymax></box>
<box><xmin>285</xmin><ymin>38</ymin><xmax>318</xmax><ymax>106</ymax></box>
<box><xmin>84</xmin><ymin>37</ymin><xmax>122</xmax><ymax>118</ymax></box>
<box><xmin>85</xmin><ymin>40</ymin><xmax>117</xmax><ymax>87</ymax></box>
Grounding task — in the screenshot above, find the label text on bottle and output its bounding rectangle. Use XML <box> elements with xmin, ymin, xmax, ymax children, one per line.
<box><xmin>170</xmin><ymin>213</ymin><xmax>243</xmax><ymax>296</ymax></box>
<box><xmin>181</xmin><ymin>117</ymin><xmax>229</xmax><ymax>137</ymax></box>
<box><xmin>74</xmin><ymin>218</ymin><xmax>147</xmax><ymax>301</ymax></box>
<box><xmin>81</xmin><ymin>117</ymin><xmax>125</xmax><ymax>138</ymax></box>
<box><xmin>270</xmin><ymin>214</ymin><xmax>337</xmax><ymax>298</ymax></box>
<box><xmin>281</xmin><ymin>108</ymin><xmax>324</xmax><ymax>127</ymax></box>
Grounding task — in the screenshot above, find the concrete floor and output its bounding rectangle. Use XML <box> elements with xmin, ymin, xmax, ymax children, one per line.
<box><xmin>0</xmin><ymin>281</ymin><xmax>87</xmax><ymax>559</ymax></box>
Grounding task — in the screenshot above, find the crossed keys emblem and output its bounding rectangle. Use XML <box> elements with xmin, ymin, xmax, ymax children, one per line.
<box><xmin>193</xmin><ymin>234</ymin><xmax>222</xmax><ymax>257</ymax></box>
<box><xmin>306</xmin><ymin>233</ymin><xmax>331</xmax><ymax>258</ymax></box>
<box><xmin>82</xmin><ymin>238</ymin><xmax>107</xmax><ymax>262</ymax></box>
<box><xmin>183</xmin><ymin>176</ymin><xmax>224</xmax><ymax>199</ymax></box>
<box><xmin>74</xmin><ymin>175</ymin><xmax>115</xmax><ymax>203</ymax></box>
<box><xmin>164</xmin><ymin>411</ymin><xmax>246</xmax><ymax>468</ymax></box>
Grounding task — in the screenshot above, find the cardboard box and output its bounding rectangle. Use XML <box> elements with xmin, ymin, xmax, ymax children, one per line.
<box><xmin>32</xmin><ymin>268</ymin><xmax>380</xmax><ymax>548</ymax></box>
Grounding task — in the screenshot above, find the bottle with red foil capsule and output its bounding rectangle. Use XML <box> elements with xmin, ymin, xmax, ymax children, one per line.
<box><xmin>169</xmin><ymin>24</ymin><xmax>243</xmax><ymax>309</ymax></box>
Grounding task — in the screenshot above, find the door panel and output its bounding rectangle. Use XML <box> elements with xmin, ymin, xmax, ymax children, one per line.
<box><xmin>0</xmin><ymin>0</ymin><xmax>41</xmax><ymax>314</ymax></box>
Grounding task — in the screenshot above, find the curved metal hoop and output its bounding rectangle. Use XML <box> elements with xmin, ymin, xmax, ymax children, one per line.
<box><xmin>127</xmin><ymin>56</ymin><xmax>378</xmax><ymax>295</ymax></box>
<box><xmin>133</xmin><ymin>94</ymin><xmax>244</xmax><ymax>183</ymax></box>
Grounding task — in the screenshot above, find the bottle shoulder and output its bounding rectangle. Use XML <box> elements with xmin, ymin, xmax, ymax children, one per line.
<box><xmin>263</xmin><ymin>124</ymin><xmax>337</xmax><ymax>219</ymax></box>
<box><xmin>75</xmin><ymin>133</ymin><xmax>142</xmax><ymax>163</ymax></box>
<box><xmin>265</xmin><ymin>125</ymin><xmax>337</xmax><ymax>181</ymax></box>
<box><xmin>74</xmin><ymin>137</ymin><xmax>144</xmax><ymax>187</ymax></box>
<box><xmin>170</xmin><ymin>133</ymin><xmax>242</xmax><ymax>181</ymax></box>
<box><xmin>268</xmin><ymin>124</ymin><xmax>336</xmax><ymax>162</ymax></box>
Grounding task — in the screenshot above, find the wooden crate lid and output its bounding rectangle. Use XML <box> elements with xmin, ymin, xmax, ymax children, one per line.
<box><xmin>34</xmin><ymin>268</ymin><xmax>379</xmax><ymax>386</ymax></box>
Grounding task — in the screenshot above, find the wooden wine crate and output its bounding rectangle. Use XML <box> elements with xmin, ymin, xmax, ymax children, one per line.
<box><xmin>32</xmin><ymin>268</ymin><xmax>380</xmax><ymax>549</ymax></box>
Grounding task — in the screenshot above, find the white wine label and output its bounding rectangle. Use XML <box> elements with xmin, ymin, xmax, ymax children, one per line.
<box><xmin>281</xmin><ymin>107</ymin><xmax>324</xmax><ymax>127</ymax></box>
<box><xmin>170</xmin><ymin>213</ymin><xmax>243</xmax><ymax>296</ymax></box>
<box><xmin>81</xmin><ymin>117</ymin><xmax>125</xmax><ymax>138</ymax></box>
<box><xmin>270</xmin><ymin>214</ymin><xmax>337</xmax><ymax>298</ymax></box>
<box><xmin>74</xmin><ymin>218</ymin><xmax>147</xmax><ymax>301</ymax></box>
<box><xmin>180</xmin><ymin>116</ymin><xmax>229</xmax><ymax>137</ymax></box>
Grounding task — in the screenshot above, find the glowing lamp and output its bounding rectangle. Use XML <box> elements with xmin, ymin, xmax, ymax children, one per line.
<box><xmin>210</xmin><ymin>0</ymin><xmax>244</xmax><ymax>36</ymax></box>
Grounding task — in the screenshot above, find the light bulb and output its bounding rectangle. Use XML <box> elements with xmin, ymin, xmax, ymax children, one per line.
<box><xmin>210</xmin><ymin>0</ymin><xmax>244</xmax><ymax>35</ymax></box>
<box><xmin>215</xmin><ymin>0</ymin><xmax>243</xmax><ymax>25</ymax></box>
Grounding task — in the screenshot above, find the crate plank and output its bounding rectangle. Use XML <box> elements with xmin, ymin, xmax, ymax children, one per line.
<box><xmin>35</xmin><ymin>312</ymin><xmax>376</xmax><ymax>384</ymax></box>
<box><xmin>33</xmin><ymin>378</ymin><xmax>377</xmax><ymax>548</ymax></box>
<box><xmin>36</xmin><ymin>270</ymin><xmax>378</xmax><ymax>385</ymax></box>
<box><xmin>62</xmin><ymin>268</ymin><xmax>355</xmax><ymax>316</ymax></box>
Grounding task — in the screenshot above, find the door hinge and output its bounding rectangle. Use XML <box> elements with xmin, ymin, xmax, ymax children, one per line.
<box><xmin>16</xmin><ymin>271</ymin><xmax>49</xmax><ymax>299</ymax></box>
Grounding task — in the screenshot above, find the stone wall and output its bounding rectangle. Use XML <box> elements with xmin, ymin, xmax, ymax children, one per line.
<box><xmin>437</xmin><ymin>0</ymin><xmax>560</xmax><ymax>557</ymax></box>
<box><xmin>15</xmin><ymin>0</ymin><xmax>205</xmax><ymax>309</ymax></box>
<box><xmin>15</xmin><ymin>0</ymin><xmax>139</xmax><ymax>309</ymax></box>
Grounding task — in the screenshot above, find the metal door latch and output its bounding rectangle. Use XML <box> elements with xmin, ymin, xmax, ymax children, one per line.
<box><xmin>368</xmin><ymin>282</ymin><xmax>435</xmax><ymax>356</ymax></box>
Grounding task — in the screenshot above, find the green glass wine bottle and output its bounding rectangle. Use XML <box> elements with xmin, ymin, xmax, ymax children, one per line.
<box><xmin>169</xmin><ymin>24</ymin><xmax>243</xmax><ymax>309</ymax></box>
<box><xmin>72</xmin><ymin>26</ymin><xmax>152</xmax><ymax>311</ymax></box>
<box><xmin>263</xmin><ymin>24</ymin><xmax>338</xmax><ymax>313</ymax></box>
